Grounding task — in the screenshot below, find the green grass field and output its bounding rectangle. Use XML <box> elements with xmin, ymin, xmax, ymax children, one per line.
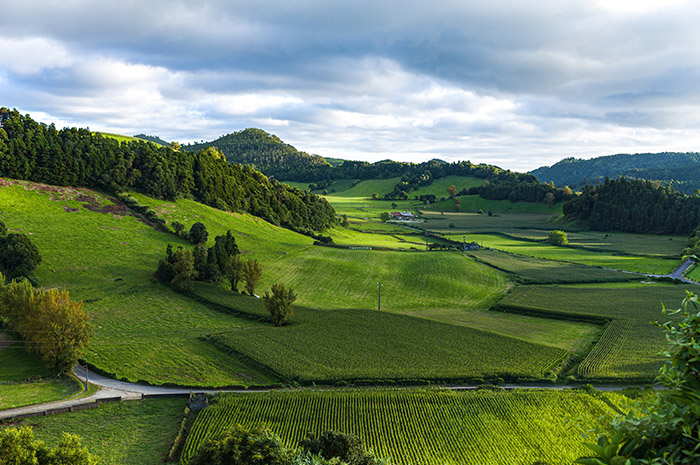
<box><xmin>14</xmin><ymin>398</ymin><xmax>186</xmax><ymax>465</ymax></box>
<box><xmin>181</xmin><ymin>388</ymin><xmax>629</xmax><ymax>465</ymax></box>
<box><xmin>407</xmin><ymin>175</ymin><xmax>486</xmax><ymax>198</ymax></box>
<box><xmin>504</xmin><ymin>230</ymin><xmax>685</xmax><ymax>257</ymax></box>
<box><xmin>209</xmin><ymin>306</ymin><xmax>569</xmax><ymax>383</ymax></box>
<box><xmin>0</xmin><ymin>181</ymin><xmax>276</xmax><ymax>387</ymax></box>
<box><xmin>428</xmin><ymin>195</ymin><xmax>564</xmax><ymax>214</ymax></box>
<box><xmin>447</xmin><ymin>233</ymin><xmax>679</xmax><ymax>274</ymax></box>
<box><xmin>469</xmin><ymin>249</ymin><xmax>638</xmax><ymax>284</ymax></box>
<box><xmin>498</xmin><ymin>283</ymin><xmax>688</xmax><ymax>380</ymax></box>
<box><xmin>0</xmin><ymin>337</ymin><xmax>83</xmax><ymax>410</ymax></box>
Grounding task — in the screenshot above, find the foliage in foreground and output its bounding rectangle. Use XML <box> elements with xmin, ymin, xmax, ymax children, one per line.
<box><xmin>0</xmin><ymin>220</ymin><xmax>42</xmax><ymax>281</ymax></box>
<box><xmin>0</xmin><ymin>426</ymin><xmax>97</xmax><ymax>465</ymax></box>
<box><xmin>577</xmin><ymin>292</ymin><xmax>700</xmax><ymax>464</ymax></box>
<box><xmin>188</xmin><ymin>425</ymin><xmax>386</xmax><ymax>465</ymax></box>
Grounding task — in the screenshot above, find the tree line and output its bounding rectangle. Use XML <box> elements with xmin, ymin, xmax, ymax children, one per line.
<box><xmin>0</xmin><ymin>109</ymin><xmax>336</xmax><ymax>233</ymax></box>
<box><xmin>563</xmin><ymin>177</ymin><xmax>700</xmax><ymax>235</ymax></box>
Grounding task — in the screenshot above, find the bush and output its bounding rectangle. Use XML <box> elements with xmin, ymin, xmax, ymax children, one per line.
<box><xmin>263</xmin><ymin>284</ymin><xmax>297</xmax><ymax>326</ymax></box>
<box><xmin>547</xmin><ymin>230</ymin><xmax>568</xmax><ymax>246</ymax></box>
<box><xmin>189</xmin><ymin>425</ymin><xmax>291</xmax><ymax>465</ymax></box>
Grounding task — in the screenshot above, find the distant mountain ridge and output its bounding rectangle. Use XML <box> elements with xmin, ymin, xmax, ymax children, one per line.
<box><xmin>182</xmin><ymin>128</ymin><xmax>332</xmax><ymax>179</ymax></box>
<box><xmin>530</xmin><ymin>152</ymin><xmax>700</xmax><ymax>194</ymax></box>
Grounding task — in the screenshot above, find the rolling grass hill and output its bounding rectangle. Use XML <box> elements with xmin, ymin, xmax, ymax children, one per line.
<box><xmin>2</xmin><ymin>179</ymin><xmax>588</xmax><ymax>386</ymax></box>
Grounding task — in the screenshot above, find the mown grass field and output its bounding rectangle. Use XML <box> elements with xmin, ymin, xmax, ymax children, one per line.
<box><xmin>0</xmin><ymin>181</ymin><xmax>276</xmax><ymax>387</ymax></box>
<box><xmin>448</xmin><ymin>233</ymin><xmax>679</xmax><ymax>274</ymax></box>
<box><xmin>498</xmin><ymin>283</ymin><xmax>688</xmax><ymax>380</ymax></box>
<box><xmin>181</xmin><ymin>388</ymin><xmax>629</xmax><ymax>465</ymax></box>
<box><xmin>14</xmin><ymin>398</ymin><xmax>186</xmax><ymax>465</ymax></box>
<box><xmin>469</xmin><ymin>249</ymin><xmax>637</xmax><ymax>284</ymax></box>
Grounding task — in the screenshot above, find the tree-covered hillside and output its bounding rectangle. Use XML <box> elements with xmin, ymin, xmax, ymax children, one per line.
<box><xmin>530</xmin><ymin>152</ymin><xmax>700</xmax><ymax>194</ymax></box>
<box><xmin>183</xmin><ymin>128</ymin><xmax>332</xmax><ymax>179</ymax></box>
<box><xmin>563</xmin><ymin>177</ymin><xmax>700</xmax><ymax>234</ymax></box>
<box><xmin>0</xmin><ymin>109</ymin><xmax>335</xmax><ymax>232</ymax></box>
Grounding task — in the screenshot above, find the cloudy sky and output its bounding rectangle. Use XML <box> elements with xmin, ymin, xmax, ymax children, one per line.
<box><xmin>2</xmin><ymin>0</ymin><xmax>700</xmax><ymax>171</ymax></box>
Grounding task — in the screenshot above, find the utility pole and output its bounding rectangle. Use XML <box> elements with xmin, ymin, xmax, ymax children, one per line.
<box><xmin>377</xmin><ymin>282</ymin><xmax>382</xmax><ymax>311</ymax></box>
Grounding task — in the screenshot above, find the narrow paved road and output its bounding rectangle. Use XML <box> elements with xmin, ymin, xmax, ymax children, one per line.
<box><xmin>605</xmin><ymin>258</ymin><xmax>698</xmax><ymax>284</ymax></box>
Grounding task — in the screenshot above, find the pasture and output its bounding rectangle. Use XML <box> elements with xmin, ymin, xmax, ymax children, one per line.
<box><xmin>181</xmin><ymin>388</ymin><xmax>629</xmax><ymax>465</ymax></box>
<box><xmin>0</xmin><ymin>181</ymin><xmax>276</xmax><ymax>387</ymax></box>
<box><xmin>447</xmin><ymin>233</ymin><xmax>679</xmax><ymax>274</ymax></box>
<box><xmin>13</xmin><ymin>398</ymin><xmax>187</xmax><ymax>465</ymax></box>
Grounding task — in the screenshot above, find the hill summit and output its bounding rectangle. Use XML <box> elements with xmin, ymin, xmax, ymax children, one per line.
<box><xmin>183</xmin><ymin>128</ymin><xmax>331</xmax><ymax>179</ymax></box>
<box><xmin>530</xmin><ymin>152</ymin><xmax>700</xmax><ymax>194</ymax></box>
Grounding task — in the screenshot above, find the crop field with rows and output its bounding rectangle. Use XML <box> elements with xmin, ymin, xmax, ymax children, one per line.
<box><xmin>498</xmin><ymin>284</ymin><xmax>688</xmax><ymax>380</ymax></box>
<box><xmin>181</xmin><ymin>388</ymin><xmax>629</xmax><ymax>465</ymax></box>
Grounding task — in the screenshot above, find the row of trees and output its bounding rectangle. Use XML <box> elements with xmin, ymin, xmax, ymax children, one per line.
<box><xmin>563</xmin><ymin>177</ymin><xmax>700</xmax><ymax>234</ymax></box>
<box><xmin>0</xmin><ymin>274</ymin><xmax>91</xmax><ymax>373</ymax></box>
<box><xmin>0</xmin><ymin>109</ymin><xmax>336</xmax><ymax>232</ymax></box>
<box><xmin>154</xmin><ymin>229</ymin><xmax>265</xmax><ymax>294</ymax></box>
<box><xmin>0</xmin><ymin>221</ymin><xmax>42</xmax><ymax>281</ymax></box>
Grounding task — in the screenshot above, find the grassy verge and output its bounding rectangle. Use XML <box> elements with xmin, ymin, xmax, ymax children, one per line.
<box><xmin>14</xmin><ymin>398</ymin><xmax>186</xmax><ymax>465</ymax></box>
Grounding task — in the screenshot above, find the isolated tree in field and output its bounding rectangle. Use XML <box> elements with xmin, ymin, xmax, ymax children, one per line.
<box><xmin>341</xmin><ymin>214</ymin><xmax>349</xmax><ymax>227</ymax></box>
<box><xmin>547</xmin><ymin>230</ymin><xmax>568</xmax><ymax>246</ymax></box>
<box><xmin>380</xmin><ymin>212</ymin><xmax>391</xmax><ymax>222</ymax></box>
<box><xmin>447</xmin><ymin>184</ymin><xmax>457</xmax><ymax>198</ymax></box>
<box><xmin>224</xmin><ymin>254</ymin><xmax>243</xmax><ymax>292</ymax></box>
<box><xmin>189</xmin><ymin>222</ymin><xmax>208</xmax><ymax>244</ymax></box>
<box><xmin>372</xmin><ymin>193</ymin><xmax>379</xmax><ymax>200</ymax></box>
<box><xmin>242</xmin><ymin>258</ymin><xmax>263</xmax><ymax>295</ymax></box>
<box><xmin>263</xmin><ymin>283</ymin><xmax>296</xmax><ymax>326</ymax></box>
<box><xmin>544</xmin><ymin>192</ymin><xmax>555</xmax><ymax>207</ymax></box>
<box><xmin>0</xmin><ymin>232</ymin><xmax>42</xmax><ymax>279</ymax></box>
<box><xmin>453</xmin><ymin>197</ymin><xmax>461</xmax><ymax>212</ymax></box>
<box><xmin>19</xmin><ymin>288</ymin><xmax>92</xmax><ymax>373</ymax></box>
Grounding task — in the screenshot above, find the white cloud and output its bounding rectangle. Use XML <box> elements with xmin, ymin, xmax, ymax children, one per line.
<box><xmin>0</xmin><ymin>36</ymin><xmax>73</xmax><ymax>74</ymax></box>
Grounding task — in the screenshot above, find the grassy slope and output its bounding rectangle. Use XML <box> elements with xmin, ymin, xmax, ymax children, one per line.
<box><xmin>429</xmin><ymin>195</ymin><xmax>564</xmax><ymax>214</ymax></box>
<box><xmin>499</xmin><ymin>283</ymin><xmax>688</xmax><ymax>380</ymax></box>
<box><xmin>0</xmin><ymin>181</ymin><xmax>275</xmax><ymax>387</ymax></box>
<box><xmin>134</xmin><ymin>192</ymin><xmax>597</xmax><ymax>369</ymax></box>
<box><xmin>16</xmin><ymin>398</ymin><xmax>186</xmax><ymax>465</ymax></box>
<box><xmin>182</xmin><ymin>389</ymin><xmax>629</xmax><ymax>465</ymax></box>
<box><xmin>407</xmin><ymin>175</ymin><xmax>486</xmax><ymax>198</ymax></box>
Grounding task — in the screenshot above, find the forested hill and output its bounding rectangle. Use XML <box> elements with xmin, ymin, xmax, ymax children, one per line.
<box><xmin>530</xmin><ymin>152</ymin><xmax>700</xmax><ymax>194</ymax></box>
<box><xmin>563</xmin><ymin>177</ymin><xmax>700</xmax><ymax>235</ymax></box>
<box><xmin>0</xmin><ymin>109</ymin><xmax>335</xmax><ymax>232</ymax></box>
<box><xmin>182</xmin><ymin>128</ymin><xmax>332</xmax><ymax>179</ymax></box>
<box><xmin>134</xmin><ymin>133</ymin><xmax>169</xmax><ymax>146</ymax></box>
